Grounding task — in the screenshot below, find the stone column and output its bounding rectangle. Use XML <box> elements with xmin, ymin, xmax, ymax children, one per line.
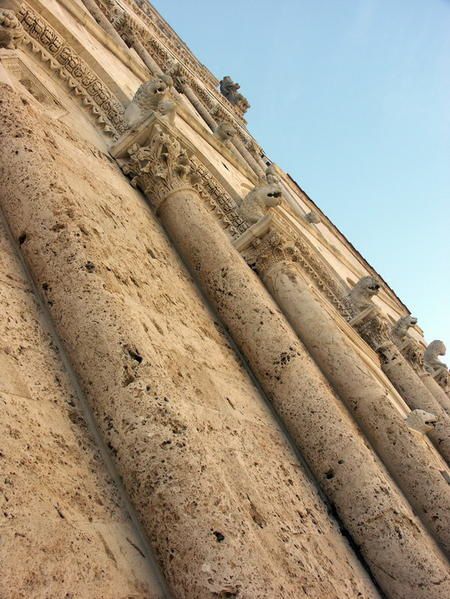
<box><xmin>80</xmin><ymin>0</ymin><xmax>128</xmax><ymax>50</ymax></box>
<box><xmin>112</xmin><ymin>117</ymin><xmax>450</xmax><ymax>599</ymax></box>
<box><xmin>422</xmin><ymin>374</ymin><xmax>450</xmax><ymax>415</ymax></box>
<box><xmin>247</xmin><ymin>249</ymin><xmax>450</xmax><ymax>555</ymax></box>
<box><xmin>231</xmin><ymin>136</ymin><xmax>266</xmax><ymax>177</ymax></box>
<box><xmin>1</xmin><ymin>84</ymin><xmax>383</xmax><ymax>599</ymax></box>
<box><xmin>380</xmin><ymin>350</ymin><xmax>450</xmax><ymax>464</ymax></box>
<box><xmin>132</xmin><ymin>36</ymin><xmax>163</xmax><ymax>76</ymax></box>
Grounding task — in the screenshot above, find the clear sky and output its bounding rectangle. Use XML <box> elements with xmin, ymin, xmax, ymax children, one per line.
<box><xmin>152</xmin><ymin>0</ymin><xmax>450</xmax><ymax>346</ymax></box>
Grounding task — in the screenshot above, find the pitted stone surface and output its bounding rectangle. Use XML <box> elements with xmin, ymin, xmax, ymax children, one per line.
<box><xmin>154</xmin><ymin>183</ymin><xmax>450</xmax><ymax>599</ymax></box>
<box><xmin>0</xmin><ymin>207</ymin><xmax>162</xmax><ymax>597</ymax></box>
<box><xmin>0</xmin><ymin>86</ymin><xmax>379</xmax><ymax>599</ymax></box>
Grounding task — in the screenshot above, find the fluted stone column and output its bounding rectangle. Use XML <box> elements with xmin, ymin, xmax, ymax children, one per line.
<box><xmin>112</xmin><ymin>116</ymin><xmax>450</xmax><ymax>599</ymax></box>
<box><xmin>248</xmin><ymin>250</ymin><xmax>450</xmax><ymax>555</ymax></box>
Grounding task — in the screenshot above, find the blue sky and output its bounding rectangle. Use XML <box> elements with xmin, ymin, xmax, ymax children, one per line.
<box><xmin>152</xmin><ymin>0</ymin><xmax>450</xmax><ymax>346</ymax></box>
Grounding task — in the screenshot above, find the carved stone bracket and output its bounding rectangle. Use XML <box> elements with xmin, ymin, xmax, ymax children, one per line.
<box><xmin>17</xmin><ymin>4</ymin><xmax>126</xmax><ymax>135</ymax></box>
<box><xmin>349</xmin><ymin>307</ymin><xmax>396</xmax><ymax>360</ymax></box>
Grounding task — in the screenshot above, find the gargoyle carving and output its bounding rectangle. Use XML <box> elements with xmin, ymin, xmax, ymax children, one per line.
<box><xmin>346</xmin><ymin>276</ymin><xmax>380</xmax><ymax>315</ymax></box>
<box><xmin>0</xmin><ymin>9</ymin><xmax>24</xmax><ymax>49</ymax></box>
<box><xmin>213</xmin><ymin>121</ymin><xmax>236</xmax><ymax>145</ymax></box>
<box><xmin>405</xmin><ymin>409</ymin><xmax>437</xmax><ymax>434</ymax></box>
<box><xmin>124</xmin><ymin>75</ymin><xmax>177</xmax><ymax>127</ymax></box>
<box><xmin>424</xmin><ymin>340</ymin><xmax>449</xmax><ymax>388</ymax></box>
<box><xmin>238</xmin><ymin>167</ymin><xmax>282</xmax><ymax>225</ymax></box>
<box><xmin>219</xmin><ymin>76</ymin><xmax>250</xmax><ymax>113</ymax></box>
<box><xmin>392</xmin><ymin>315</ymin><xmax>418</xmax><ymax>342</ymax></box>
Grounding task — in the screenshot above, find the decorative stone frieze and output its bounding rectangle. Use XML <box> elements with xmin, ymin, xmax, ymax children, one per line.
<box><xmin>0</xmin><ymin>8</ymin><xmax>24</xmax><ymax>49</ymax></box>
<box><xmin>16</xmin><ymin>4</ymin><xmax>125</xmax><ymax>134</ymax></box>
<box><xmin>424</xmin><ymin>340</ymin><xmax>449</xmax><ymax>389</ymax></box>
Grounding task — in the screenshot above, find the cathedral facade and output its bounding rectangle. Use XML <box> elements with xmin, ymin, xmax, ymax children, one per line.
<box><xmin>0</xmin><ymin>1</ymin><xmax>449</xmax><ymax>597</ymax></box>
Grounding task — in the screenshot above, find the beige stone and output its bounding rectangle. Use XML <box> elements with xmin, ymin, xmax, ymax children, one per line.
<box><xmin>111</xmin><ymin>115</ymin><xmax>450</xmax><ymax>599</ymax></box>
<box><xmin>256</xmin><ymin>257</ymin><xmax>450</xmax><ymax>555</ymax></box>
<box><xmin>0</xmin><ymin>85</ymin><xmax>380</xmax><ymax>599</ymax></box>
<box><xmin>0</xmin><ymin>195</ymin><xmax>163</xmax><ymax>598</ymax></box>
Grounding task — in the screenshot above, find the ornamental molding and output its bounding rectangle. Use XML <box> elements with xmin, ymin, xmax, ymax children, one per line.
<box><xmin>16</xmin><ymin>3</ymin><xmax>126</xmax><ymax>135</ymax></box>
<box><xmin>110</xmin><ymin>113</ymin><xmax>248</xmax><ymax>236</ymax></box>
<box><xmin>237</xmin><ymin>215</ymin><xmax>352</xmax><ymax>320</ymax></box>
<box><xmin>103</xmin><ymin>0</ymin><xmax>248</xmax><ymax>123</ymax></box>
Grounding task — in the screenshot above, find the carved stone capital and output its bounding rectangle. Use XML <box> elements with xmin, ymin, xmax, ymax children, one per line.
<box><xmin>117</xmin><ymin>123</ymin><xmax>200</xmax><ymax>210</ymax></box>
<box><xmin>350</xmin><ymin>306</ymin><xmax>396</xmax><ymax>360</ymax></box>
<box><xmin>111</xmin><ymin>115</ymin><xmax>247</xmax><ymax>236</ymax></box>
<box><xmin>0</xmin><ymin>9</ymin><xmax>24</xmax><ymax>50</ymax></box>
<box><xmin>241</xmin><ymin>229</ymin><xmax>298</xmax><ymax>274</ymax></box>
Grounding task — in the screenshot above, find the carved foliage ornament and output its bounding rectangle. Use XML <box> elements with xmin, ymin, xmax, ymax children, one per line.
<box><xmin>117</xmin><ymin>119</ymin><xmax>247</xmax><ymax>235</ymax></box>
<box><xmin>119</xmin><ymin>124</ymin><xmax>200</xmax><ymax>207</ymax></box>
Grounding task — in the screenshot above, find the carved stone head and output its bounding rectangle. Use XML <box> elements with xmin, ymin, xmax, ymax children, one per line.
<box><xmin>347</xmin><ymin>276</ymin><xmax>380</xmax><ymax>313</ymax></box>
<box><xmin>405</xmin><ymin>409</ymin><xmax>437</xmax><ymax>434</ymax></box>
<box><xmin>238</xmin><ymin>182</ymin><xmax>282</xmax><ymax>225</ymax></box>
<box><xmin>424</xmin><ymin>340</ymin><xmax>448</xmax><ymax>386</ymax></box>
<box><xmin>392</xmin><ymin>314</ymin><xmax>418</xmax><ymax>341</ymax></box>
<box><xmin>125</xmin><ymin>75</ymin><xmax>176</xmax><ymax>127</ymax></box>
<box><xmin>214</xmin><ymin>121</ymin><xmax>236</xmax><ymax>145</ymax></box>
<box><xmin>0</xmin><ymin>9</ymin><xmax>24</xmax><ymax>49</ymax></box>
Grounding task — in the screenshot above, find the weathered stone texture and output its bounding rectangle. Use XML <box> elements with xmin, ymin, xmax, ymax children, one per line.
<box><xmin>152</xmin><ymin>183</ymin><xmax>450</xmax><ymax>599</ymax></box>
<box><xmin>0</xmin><ymin>85</ymin><xmax>379</xmax><ymax>599</ymax></box>
<box><xmin>0</xmin><ymin>183</ymin><xmax>162</xmax><ymax>596</ymax></box>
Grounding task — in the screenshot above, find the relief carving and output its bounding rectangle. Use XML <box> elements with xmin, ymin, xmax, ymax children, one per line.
<box><xmin>405</xmin><ymin>409</ymin><xmax>437</xmax><ymax>434</ymax></box>
<box><xmin>391</xmin><ymin>315</ymin><xmax>425</xmax><ymax>372</ymax></box>
<box><xmin>124</xmin><ymin>75</ymin><xmax>177</xmax><ymax>127</ymax></box>
<box><xmin>116</xmin><ymin>117</ymin><xmax>247</xmax><ymax>235</ymax></box>
<box><xmin>0</xmin><ymin>8</ymin><xmax>24</xmax><ymax>49</ymax></box>
<box><xmin>219</xmin><ymin>76</ymin><xmax>250</xmax><ymax>113</ymax></box>
<box><xmin>16</xmin><ymin>6</ymin><xmax>126</xmax><ymax>135</ymax></box>
<box><xmin>238</xmin><ymin>167</ymin><xmax>282</xmax><ymax>225</ymax></box>
<box><xmin>346</xmin><ymin>276</ymin><xmax>381</xmax><ymax>316</ymax></box>
<box><xmin>213</xmin><ymin>120</ymin><xmax>236</xmax><ymax>145</ymax></box>
<box><xmin>424</xmin><ymin>340</ymin><xmax>449</xmax><ymax>389</ymax></box>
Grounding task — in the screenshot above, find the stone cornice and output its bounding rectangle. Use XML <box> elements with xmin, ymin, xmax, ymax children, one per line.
<box><xmin>14</xmin><ymin>1</ymin><xmax>127</xmax><ymax>134</ymax></box>
<box><xmin>113</xmin><ymin>0</ymin><xmax>248</xmax><ymax>124</ymax></box>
